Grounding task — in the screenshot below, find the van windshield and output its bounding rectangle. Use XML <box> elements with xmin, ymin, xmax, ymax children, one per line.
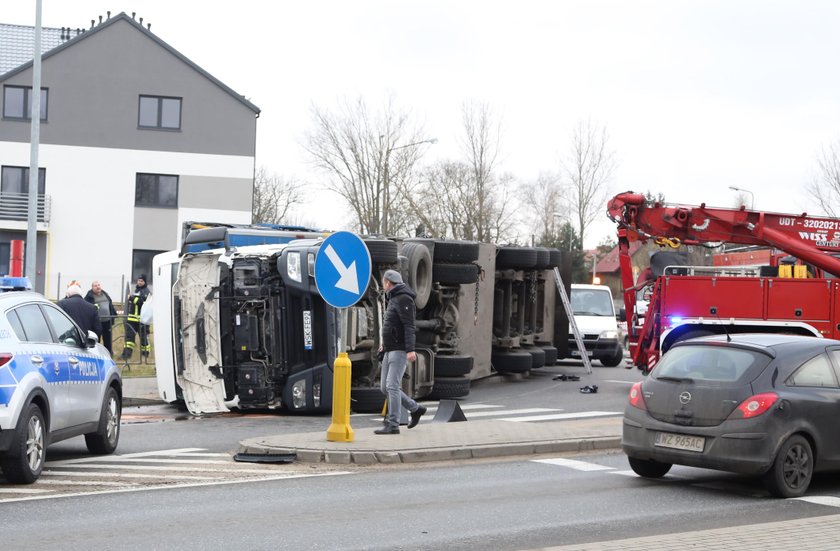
<box><xmin>571</xmin><ymin>289</ymin><xmax>614</xmax><ymax>316</ymax></box>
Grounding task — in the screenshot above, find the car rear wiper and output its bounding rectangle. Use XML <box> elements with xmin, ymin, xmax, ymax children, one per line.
<box><xmin>656</xmin><ymin>375</ymin><xmax>694</xmax><ymax>384</ymax></box>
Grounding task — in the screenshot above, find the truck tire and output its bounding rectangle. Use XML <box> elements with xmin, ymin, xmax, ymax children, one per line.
<box><xmin>433</xmin><ymin>354</ymin><xmax>473</xmax><ymax>377</ymax></box>
<box><xmin>600</xmin><ymin>347</ymin><xmax>625</xmax><ymax>367</ymax></box>
<box><xmin>547</xmin><ymin>248</ymin><xmax>562</xmax><ymax>268</ymax></box>
<box><xmin>495</xmin><ymin>247</ymin><xmax>538</xmax><ymax>270</ymax></box>
<box><xmin>351</xmin><ymin>387</ymin><xmax>386</xmax><ymax>414</ymax></box>
<box><xmin>363</xmin><ymin>238</ymin><xmax>398</xmax><ymax>265</ymax></box>
<box><xmin>433</xmin><ymin>263</ymin><xmax>479</xmax><ymax>285</ymax></box>
<box><xmin>401</xmin><ymin>242</ymin><xmax>433</xmax><ymax>309</ymax></box>
<box><xmin>492</xmin><ymin>349</ymin><xmax>533</xmax><ymax>373</ymax></box>
<box><xmin>523</xmin><ymin>346</ymin><xmax>546</xmax><ymax>368</ymax></box>
<box><xmin>433</xmin><ymin>240</ymin><xmax>479</xmax><ymax>264</ymax></box>
<box><xmin>537</xmin><ymin>343</ymin><xmax>558</xmax><ymax>366</ymax></box>
<box><xmin>533</xmin><ymin>247</ymin><xmax>551</xmax><ymax>270</ymax></box>
<box><xmin>428</xmin><ymin>376</ymin><xmax>471</xmax><ymax>400</ymax></box>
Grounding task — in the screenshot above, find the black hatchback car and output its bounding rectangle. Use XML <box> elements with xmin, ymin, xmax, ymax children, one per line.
<box><xmin>623</xmin><ymin>333</ymin><xmax>840</xmax><ymax>497</ymax></box>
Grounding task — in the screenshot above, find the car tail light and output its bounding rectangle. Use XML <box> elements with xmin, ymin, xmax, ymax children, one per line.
<box><xmin>0</xmin><ymin>353</ymin><xmax>12</xmax><ymax>367</ymax></box>
<box><xmin>729</xmin><ymin>392</ymin><xmax>778</xmax><ymax>419</ymax></box>
<box><xmin>629</xmin><ymin>381</ymin><xmax>646</xmax><ymax>410</ymax></box>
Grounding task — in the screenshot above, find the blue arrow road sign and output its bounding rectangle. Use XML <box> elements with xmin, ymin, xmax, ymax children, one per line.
<box><xmin>314</xmin><ymin>231</ymin><xmax>372</xmax><ymax>308</ymax></box>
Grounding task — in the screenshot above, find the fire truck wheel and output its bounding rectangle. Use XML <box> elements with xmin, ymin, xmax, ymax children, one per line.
<box><xmin>433</xmin><ymin>354</ymin><xmax>473</xmax><ymax>377</ymax></box>
<box><xmin>536</xmin><ymin>343</ymin><xmax>558</xmax><ymax>366</ymax></box>
<box><xmin>401</xmin><ymin>242</ymin><xmax>433</xmax><ymax>309</ymax></box>
<box><xmin>600</xmin><ymin>347</ymin><xmax>625</xmax><ymax>367</ymax></box>
<box><xmin>533</xmin><ymin>247</ymin><xmax>551</xmax><ymax>270</ymax></box>
<box><xmin>428</xmin><ymin>376</ymin><xmax>471</xmax><ymax>400</ymax></box>
<box><xmin>363</xmin><ymin>238</ymin><xmax>399</xmax><ymax>265</ymax></box>
<box><xmin>522</xmin><ymin>346</ymin><xmax>546</xmax><ymax>368</ymax></box>
<box><xmin>350</xmin><ymin>387</ymin><xmax>387</xmax><ymax>414</ymax></box>
<box><xmin>432</xmin><ymin>263</ymin><xmax>479</xmax><ymax>285</ymax></box>
<box><xmin>495</xmin><ymin>247</ymin><xmax>538</xmax><ymax>270</ymax></box>
<box><xmin>433</xmin><ymin>240</ymin><xmax>480</xmax><ymax>264</ymax></box>
<box><xmin>492</xmin><ymin>349</ymin><xmax>533</xmax><ymax>373</ymax></box>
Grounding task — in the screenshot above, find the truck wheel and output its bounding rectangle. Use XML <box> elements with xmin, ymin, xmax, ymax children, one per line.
<box><xmin>495</xmin><ymin>247</ymin><xmax>538</xmax><ymax>270</ymax></box>
<box><xmin>428</xmin><ymin>376</ymin><xmax>470</xmax><ymax>399</ymax></box>
<box><xmin>401</xmin><ymin>242</ymin><xmax>433</xmax><ymax>309</ymax></box>
<box><xmin>536</xmin><ymin>342</ymin><xmax>558</xmax><ymax>366</ymax></box>
<box><xmin>363</xmin><ymin>238</ymin><xmax>398</xmax><ymax>265</ymax></box>
<box><xmin>0</xmin><ymin>403</ymin><xmax>46</xmax><ymax>484</ymax></box>
<box><xmin>492</xmin><ymin>349</ymin><xmax>533</xmax><ymax>373</ymax></box>
<box><xmin>85</xmin><ymin>387</ymin><xmax>121</xmax><ymax>454</ymax></box>
<box><xmin>547</xmin><ymin>248</ymin><xmax>562</xmax><ymax>268</ymax></box>
<box><xmin>522</xmin><ymin>346</ymin><xmax>546</xmax><ymax>368</ymax></box>
<box><xmin>433</xmin><ymin>240</ymin><xmax>479</xmax><ymax>264</ymax></box>
<box><xmin>533</xmin><ymin>247</ymin><xmax>551</xmax><ymax>270</ymax></box>
<box><xmin>600</xmin><ymin>347</ymin><xmax>625</xmax><ymax>367</ymax></box>
<box><xmin>432</xmin><ymin>263</ymin><xmax>479</xmax><ymax>285</ymax></box>
<box><xmin>351</xmin><ymin>387</ymin><xmax>386</xmax><ymax>414</ymax></box>
<box><xmin>434</xmin><ymin>354</ymin><xmax>473</xmax><ymax>377</ymax></box>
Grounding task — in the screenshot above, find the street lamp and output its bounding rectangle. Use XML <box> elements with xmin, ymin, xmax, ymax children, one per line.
<box><xmin>383</xmin><ymin>138</ymin><xmax>437</xmax><ymax>233</ymax></box>
<box><xmin>728</xmin><ymin>186</ymin><xmax>754</xmax><ymax>209</ymax></box>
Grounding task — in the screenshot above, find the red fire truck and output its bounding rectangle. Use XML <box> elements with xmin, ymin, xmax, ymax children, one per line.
<box><xmin>607</xmin><ymin>192</ymin><xmax>840</xmax><ymax>372</ymax></box>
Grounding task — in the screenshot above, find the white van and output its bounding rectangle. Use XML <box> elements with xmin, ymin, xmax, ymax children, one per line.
<box><xmin>567</xmin><ymin>284</ymin><xmax>624</xmax><ymax>367</ymax></box>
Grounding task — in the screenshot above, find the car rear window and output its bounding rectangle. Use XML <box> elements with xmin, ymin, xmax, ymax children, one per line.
<box><xmin>653</xmin><ymin>345</ymin><xmax>770</xmax><ymax>383</ymax></box>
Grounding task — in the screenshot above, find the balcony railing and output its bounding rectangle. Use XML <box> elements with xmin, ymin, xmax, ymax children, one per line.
<box><xmin>0</xmin><ymin>192</ymin><xmax>51</xmax><ymax>223</ymax></box>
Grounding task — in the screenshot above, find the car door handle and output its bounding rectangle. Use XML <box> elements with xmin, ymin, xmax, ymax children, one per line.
<box><xmin>68</xmin><ymin>357</ymin><xmax>79</xmax><ymax>366</ymax></box>
<box><xmin>31</xmin><ymin>355</ymin><xmax>44</xmax><ymax>365</ymax></box>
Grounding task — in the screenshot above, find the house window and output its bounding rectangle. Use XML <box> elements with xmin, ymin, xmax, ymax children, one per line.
<box><xmin>3</xmin><ymin>86</ymin><xmax>47</xmax><ymax>120</ymax></box>
<box><xmin>132</xmin><ymin>250</ymin><xmax>164</xmax><ymax>285</ymax></box>
<box><xmin>1</xmin><ymin>166</ymin><xmax>46</xmax><ymax>195</ymax></box>
<box><xmin>135</xmin><ymin>173</ymin><xmax>178</xmax><ymax>208</ymax></box>
<box><xmin>138</xmin><ymin>95</ymin><xmax>181</xmax><ymax>129</ymax></box>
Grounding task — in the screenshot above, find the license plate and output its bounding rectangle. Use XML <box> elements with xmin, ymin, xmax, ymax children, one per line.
<box><xmin>571</xmin><ymin>350</ymin><xmax>594</xmax><ymax>357</ymax></box>
<box><xmin>654</xmin><ymin>432</ymin><xmax>705</xmax><ymax>453</ymax></box>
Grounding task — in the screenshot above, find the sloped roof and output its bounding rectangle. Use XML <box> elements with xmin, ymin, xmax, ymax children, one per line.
<box><xmin>0</xmin><ymin>23</ymin><xmax>68</xmax><ymax>75</ymax></box>
<box><xmin>595</xmin><ymin>241</ymin><xmax>643</xmax><ymax>273</ymax></box>
<box><xmin>0</xmin><ymin>12</ymin><xmax>259</xmax><ymax>114</ymax></box>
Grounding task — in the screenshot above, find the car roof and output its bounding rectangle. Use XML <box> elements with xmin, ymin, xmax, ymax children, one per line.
<box><xmin>672</xmin><ymin>333</ymin><xmax>840</xmax><ymax>358</ymax></box>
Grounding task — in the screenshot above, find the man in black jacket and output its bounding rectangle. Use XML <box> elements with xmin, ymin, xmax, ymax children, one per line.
<box><xmin>375</xmin><ymin>270</ymin><xmax>426</xmax><ymax>434</ymax></box>
<box><xmin>58</xmin><ymin>282</ymin><xmax>101</xmax><ymax>341</ymax></box>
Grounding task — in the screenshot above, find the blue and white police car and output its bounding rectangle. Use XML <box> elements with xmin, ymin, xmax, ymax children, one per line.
<box><xmin>0</xmin><ymin>278</ymin><xmax>121</xmax><ymax>483</ymax></box>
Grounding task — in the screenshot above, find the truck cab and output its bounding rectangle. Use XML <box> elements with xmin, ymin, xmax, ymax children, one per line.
<box><xmin>567</xmin><ymin>284</ymin><xmax>624</xmax><ymax>367</ymax></box>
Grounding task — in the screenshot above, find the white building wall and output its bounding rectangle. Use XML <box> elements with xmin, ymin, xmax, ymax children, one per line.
<box><xmin>0</xmin><ymin>141</ymin><xmax>253</xmax><ymax>300</ymax></box>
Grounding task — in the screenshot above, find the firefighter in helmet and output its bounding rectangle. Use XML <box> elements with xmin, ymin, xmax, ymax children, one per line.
<box><xmin>121</xmin><ymin>274</ymin><xmax>151</xmax><ymax>359</ymax></box>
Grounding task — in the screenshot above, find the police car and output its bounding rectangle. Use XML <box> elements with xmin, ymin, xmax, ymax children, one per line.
<box><xmin>0</xmin><ymin>278</ymin><xmax>121</xmax><ymax>483</ymax></box>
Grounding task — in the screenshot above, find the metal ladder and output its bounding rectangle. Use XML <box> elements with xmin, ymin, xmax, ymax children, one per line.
<box><xmin>553</xmin><ymin>267</ymin><xmax>592</xmax><ymax>374</ymax></box>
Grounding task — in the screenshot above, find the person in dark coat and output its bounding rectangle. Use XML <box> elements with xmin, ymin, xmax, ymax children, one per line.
<box><xmin>375</xmin><ymin>270</ymin><xmax>426</xmax><ymax>434</ymax></box>
<box><xmin>85</xmin><ymin>281</ymin><xmax>118</xmax><ymax>353</ymax></box>
<box><xmin>58</xmin><ymin>282</ymin><xmax>101</xmax><ymax>340</ymax></box>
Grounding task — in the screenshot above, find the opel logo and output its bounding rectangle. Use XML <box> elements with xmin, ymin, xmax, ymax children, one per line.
<box><xmin>679</xmin><ymin>391</ymin><xmax>692</xmax><ymax>405</ymax></box>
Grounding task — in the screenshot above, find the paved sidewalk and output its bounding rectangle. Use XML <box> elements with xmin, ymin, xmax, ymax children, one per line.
<box><xmin>121</xmin><ymin>376</ymin><xmax>165</xmax><ymax>407</ymax></box>
<box><xmin>539</xmin><ymin>513</ymin><xmax>840</xmax><ymax>550</ymax></box>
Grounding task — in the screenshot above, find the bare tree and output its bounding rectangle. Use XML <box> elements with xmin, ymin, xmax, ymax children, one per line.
<box><xmin>522</xmin><ymin>171</ymin><xmax>565</xmax><ymax>245</ymax></box>
<box><xmin>251</xmin><ymin>167</ymin><xmax>304</xmax><ymax>225</ymax></box>
<box><xmin>302</xmin><ymin>95</ymin><xmax>429</xmax><ymax>236</ymax></box>
<box><xmin>561</xmin><ymin>120</ymin><xmax>616</xmax><ymax>248</ymax></box>
<box><xmin>808</xmin><ymin>140</ymin><xmax>840</xmax><ymax>217</ymax></box>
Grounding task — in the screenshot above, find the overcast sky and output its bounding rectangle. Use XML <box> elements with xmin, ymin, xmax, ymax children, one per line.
<box><xmin>5</xmin><ymin>1</ymin><xmax>840</xmax><ymax>247</ymax></box>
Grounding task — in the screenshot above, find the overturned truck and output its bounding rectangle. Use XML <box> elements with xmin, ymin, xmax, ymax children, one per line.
<box><xmin>153</xmin><ymin>230</ymin><xmax>564</xmax><ymax>415</ymax></box>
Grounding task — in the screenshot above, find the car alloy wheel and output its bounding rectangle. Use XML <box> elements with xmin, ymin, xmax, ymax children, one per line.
<box><xmin>763</xmin><ymin>435</ymin><xmax>813</xmax><ymax>498</ymax></box>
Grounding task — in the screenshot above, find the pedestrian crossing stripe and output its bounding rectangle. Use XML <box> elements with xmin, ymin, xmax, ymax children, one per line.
<box><xmin>355</xmin><ymin>404</ymin><xmax>621</xmax><ymax>423</ymax></box>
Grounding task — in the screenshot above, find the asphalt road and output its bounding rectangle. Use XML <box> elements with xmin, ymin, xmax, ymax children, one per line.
<box><xmin>4</xmin><ymin>449</ymin><xmax>840</xmax><ymax>550</ymax></box>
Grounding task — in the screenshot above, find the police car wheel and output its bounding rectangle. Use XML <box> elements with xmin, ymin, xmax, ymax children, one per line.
<box><xmin>1</xmin><ymin>403</ymin><xmax>46</xmax><ymax>484</ymax></box>
<box><xmin>85</xmin><ymin>387</ymin><xmax>121</xmax><ymax>455</ymax></box>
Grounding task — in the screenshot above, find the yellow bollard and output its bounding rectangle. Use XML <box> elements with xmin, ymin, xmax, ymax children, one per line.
<box><xmin>326</xmin><ymin>352</ymin><xmax>354</xmax><ymax>442</ymax></box>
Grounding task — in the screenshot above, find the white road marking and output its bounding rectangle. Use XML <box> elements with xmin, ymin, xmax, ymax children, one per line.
<box><xmin>41</xmin><ymin>470</ymin><xmax>220</xmax><ymax>480</ymax></box>
<box><xmin>46</xmin><ymin>447</ymin><xmax>209</xmax><ymax>466</ymax></box>
<box><xmin>465</xmin><ymin>407</ymin><xmax>560</xmax><ymax>418</ymax></box>
<box><xmin>793</xmin><ymin>496</ymin><xmax>840</xmax><ymax>508</ymax></box>
<box><xmin>43</xmin><ymin>463</ymin><xmax>295</xmax><ymax>474</ymax></box>
<box><xmin>604</xmin><ymin>379</ymin><xmax>636</xmax><ymax>385</ymax></box>
<box><xmin>532</xmin><ymin>458</ymin><xmax>614</xmax><ymax>471</ymax></box>
<box><xmin>37</xmin><ymin>479</ymin><xmax>137</xmax><ymax>487</ymax></box>
<box><xmin>0</xmin><ymin>487</ymin><xmax>52</xmax><ymax>494</ymax></box>
<box><xmin>502</xmin><ymin>411</ymin><xmax>621</xmax><ymax>422</ymax></box>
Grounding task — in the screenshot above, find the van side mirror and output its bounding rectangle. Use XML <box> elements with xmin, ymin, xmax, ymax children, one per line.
<box><xmin>617</xmin><ymin>308</ymin><xmax>626</xmax><ymax>322</ymax></box>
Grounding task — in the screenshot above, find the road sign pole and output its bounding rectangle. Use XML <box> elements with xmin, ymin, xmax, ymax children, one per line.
<box><xmin>327</xmin><ymin>309</ymin><xmax>354</xmax><ymax>442</ymax></box>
